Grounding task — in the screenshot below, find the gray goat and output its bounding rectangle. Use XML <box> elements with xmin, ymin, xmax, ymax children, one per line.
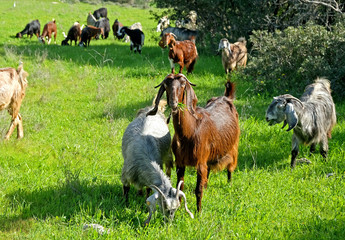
<box><xmin>121</xmin><ymin>101</ymin><xmax>193</xmax><ymax>225</ymax></box>
<box><xmin>266</xmin><ymin>78</ymin><xmax>336</xmax><ymax>168</ymax></box>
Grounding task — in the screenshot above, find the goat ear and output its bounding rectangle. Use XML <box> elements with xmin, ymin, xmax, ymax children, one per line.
<box><xmin>185</xmin><ymin>82</ymin><xmax>198</xmax><ymax>116</ymax></box>
<box><xmin>147</xmin><ymin>84</ymin><xmax>166</xmax><ymax>116</ymax></box>
<box><xmin>284</xmin><ymin>103</ymin><xmax>298</xmax><ymax>131</ymax></box>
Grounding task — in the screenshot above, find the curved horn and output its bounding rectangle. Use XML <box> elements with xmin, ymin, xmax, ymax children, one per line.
<box><xmin>170</xmin><ymin>33</ymin><xmax>177</xmax><ymax>39</ymax></box>
<box><xmin>178</xmin><ymin>191</ymin><xmax>194</xmax><ymax>219</ymax></box>
<box><xmin>176</xmin><ymin>73</ymin><xmax>196</xmax><ymax>86</ymax></box>
<box><xmin>149</xmin><ymin>185</ymin><xmax>168</xmax><ymax>202</ymax></box>
<box><xmin>176</xmin><ymin>180</ymin><xmax>183</xmax><ymax>200</ymax></box>
<box><xmin>280</xmin><ymin>94</ymin><xmax>303</xmax><ymax>108</ymax></box>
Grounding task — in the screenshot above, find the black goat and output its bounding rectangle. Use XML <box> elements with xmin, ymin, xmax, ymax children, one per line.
<box><xmin>61</xmin><ymin>22</ymin><xmax>82</xmax><ymax>46</ymax></box>
<box><xmin>93</xmin><ymin>7</ymin><xmax>107</xmax><ymax>19</ymax></box>
<box><xmin>16</xmin><ymin>20</ymin><xmax>40</xmax><ymax>38</ymax></box>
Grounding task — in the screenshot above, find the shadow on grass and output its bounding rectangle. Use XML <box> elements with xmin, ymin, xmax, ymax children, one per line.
<box><xmin>2</xmin><ymin>180</ymin><xmax>151</xmax><ymax>232</ymax></box>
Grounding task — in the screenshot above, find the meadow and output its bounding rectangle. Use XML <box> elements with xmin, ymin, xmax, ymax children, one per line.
<box><xmin>0</xmin><ymin>0</ymin><xmax>344</xmax><ymax>239</ymax></box>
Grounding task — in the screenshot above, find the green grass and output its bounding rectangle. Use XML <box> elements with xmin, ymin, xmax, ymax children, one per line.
<box><xmin>0</xmin><ymin>0</ymin><xmax>345</xmax><ymax>239</ymax></box>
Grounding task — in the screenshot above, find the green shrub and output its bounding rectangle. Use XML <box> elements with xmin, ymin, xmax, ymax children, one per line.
<box><xmin>246</xmin><ymin>22</ymin><xmax>345</xmax><ymax>99</ymax></box>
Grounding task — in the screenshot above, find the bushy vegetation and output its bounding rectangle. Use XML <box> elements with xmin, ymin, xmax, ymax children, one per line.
<box><xmin>0</xmin><ymin>1</ymin><xmax>344</xmax><ymax>239</ymax></box>
<box><xmin>247</xmin><ymin>21</ymin><xmax>345</xmax><ymax>98</ymax></box>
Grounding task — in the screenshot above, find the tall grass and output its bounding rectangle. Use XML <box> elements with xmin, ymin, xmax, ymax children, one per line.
<box><xmin>0</xmin><ymin>0</ymin><xmax>344</xmax><ymax>239</ymax></box>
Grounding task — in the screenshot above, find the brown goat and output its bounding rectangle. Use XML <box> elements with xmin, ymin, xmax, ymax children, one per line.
<box><xmin>61</xmin><ymin>22</ymin><xmax>82</xmax><ymax>46</ymax></box>
<box><xmin>38</xmin><ymin>20</ymin><xmax>57</xmax><ymax>45</ymax></box>
<box><xmin>159</xmin><ymin>33</ymin><xmax>198</xmax><ymax>74</ymax></box>
<box><xmin>0</xmin><ymin>62</ymin><xmax>28</xmax><ymax>140</ymax></box>
<box><xmin>218</xmin><ymin>38</ymin><xmax>247</xmax><ymax>74</ymax></box>
<box><xmin>147</xmin><ymin>74</ymin><xmax>240</xmax><ymax>212</ymax></box>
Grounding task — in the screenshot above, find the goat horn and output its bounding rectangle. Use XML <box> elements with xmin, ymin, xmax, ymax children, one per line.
<box><xmin>176</xmin><ymin>73</ymin><xmax>196</xmax><ymax>86</ymax></box>
<box><xmin>280</xmin><ymin>94</ymin><xmax>303</xmax><ymax>108</ymax></box>
<box><xmin>170</xmin><ymin>33</ymin><xmax>177</xmax><ymax>39</ymax></box>
<box><xmin>178</xmin><ymin>191</ymin><xmax>194</xmax><ymax>219</ymax></box>
<box><xmin>176</xmin><ymin>180</ymin><xmax>183</xmax><ymax>200</ymax></box>
<box><xmin>149</xmin><ymin>185</ymin><xmax>168</xmax><ymax>202</ymax></box>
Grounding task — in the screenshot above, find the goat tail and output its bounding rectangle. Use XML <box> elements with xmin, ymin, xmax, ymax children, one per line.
<box><xmin>224</xmin><ymin>80</ymin><xmax>236</xmax><ymax>100</ymax></box>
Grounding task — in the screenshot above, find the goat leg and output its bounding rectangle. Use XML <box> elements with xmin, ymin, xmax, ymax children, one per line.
<box><xmin>320</xmin><ymin>138</ymin><xmax>329</xmax><ymax>159</ymax></box>
<box><xmin>195</xmin><ymin>164</ymin><xmax>208</xmax><ymax>212</ymax></box>
<box><xmin>291</xmin><ymin>148</ymin><xmax>299</xmax><ymax>169</ymax></box>
<box><xmin>16</xmin><ymin>114</ymin><xmax>23</xmax><ymax>139</ymax></box>
<box><xmin>309</xmin><ymin>144</ymin><xmax>316</xmax><ymax>155</ymax></box>
<box><xmin>176</xmin><ymin>166</ymin><xmax>185</xmax><ymax>191</ymax></box>
<box><xmin>123</xmin><ymin>185</ymin><xmax>130</xmax><ymax>205</ymax></box>
<box><xmin>4</xmin><ymin>116</ymin><xmax>19</xmax><ymax>140</ymax></box>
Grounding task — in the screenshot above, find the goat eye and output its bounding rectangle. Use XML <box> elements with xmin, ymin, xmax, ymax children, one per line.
<box><xmin>278</xmin><ymin>103</ymin><xmax>285</xmax><ymax>109</ymax></box>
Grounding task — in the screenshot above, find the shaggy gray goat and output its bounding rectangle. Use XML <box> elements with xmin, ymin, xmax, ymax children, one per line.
<box><xmin>121</xmin><ymin>101</ymin><xmax>193</xmax><ymax>225</ymax></box>
<box><xmin>266</xmin><ymin>78</ymin><xmax>336</xmax><ymax>168</ymax></box>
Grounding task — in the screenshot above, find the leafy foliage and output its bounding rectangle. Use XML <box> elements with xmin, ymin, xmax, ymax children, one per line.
<box><xmin>246</xmin><ymin>21</ymin><xmax>345</xmax><ymax>98</ymax></box>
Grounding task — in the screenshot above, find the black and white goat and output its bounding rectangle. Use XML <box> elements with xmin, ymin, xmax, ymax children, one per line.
<box><xmin>121</xmin><ymin>101</ymin><xmax>193</xmax><ymax>225</ymax></box>
<box><xmin>156</xmin><ymin>16</ymin><xmax>169</xmax><ymax>32</ymax></box>
<box><xmin>266</xmin><ymin>78</ymin><xmax>337</xmax><ymax>168</ymax></box>
<box><xmin>117</xmin><ymin>26</ymin><xmax>145</xmax><ymax>54</ymax></box>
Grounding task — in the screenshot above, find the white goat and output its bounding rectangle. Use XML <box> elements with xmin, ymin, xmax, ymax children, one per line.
<box><xmin>266</xmin><ymin>78</ymin><xmax>337</xmax><ymax>168</ymax></box>
<box><xmin>121</xmin><ymin>100</ymin><xmax>193</xmax><ymax>225</ymax></box>
<box><xmin>0</xmin><ymin>62</ymin><xmax>28</xmax><ymax>140</ymax></box>
<box><xmin>218</xmin><ymin>38</ymin><xmax>247</xmax><ymax>74</ymax></box>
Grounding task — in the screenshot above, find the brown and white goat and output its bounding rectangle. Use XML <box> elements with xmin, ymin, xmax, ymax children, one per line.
<box><xmin>159</xmin><ymin>33</ymin><xmax>198</xmax><ymax>74</ymax></box>
<box><xmin>147</xmin><ymin>74</ymin><xmax>240</xmax><ymax>212</ymax></box>
<box><xmin>38</xmin><ymin>20</ymin><xmax>57</xmax><ymax>44</ymax></box>
<box><xmin>112</xmin><ymin>19</ymin><xmax>123</xmax><ymax>40</ymax></box>
<box><xmin>0</xmin><ymin>62</ymin><xmax>28</xmax><ymax>140</ymax></box>
<box><xmin>218</xmin><ymin>38</ymin><xmax>247</xmax><ymax>74</ymax></box>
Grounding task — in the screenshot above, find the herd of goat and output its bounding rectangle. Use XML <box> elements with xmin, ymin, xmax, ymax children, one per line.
<box><xmin>2</xmin><ymin>7</ymin><xmax>337</xmax><ymax>225</ymax></box>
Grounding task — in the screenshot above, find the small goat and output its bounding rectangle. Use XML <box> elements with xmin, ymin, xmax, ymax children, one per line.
<box><xmin>159</xmin><ymin>33</ymin><xmax>198</xmax><ymax>74</ymax></box>
<box><xmin>266</xmin><ymin>78</ymin><xmax>336</xmax><ymax>168</ymax></box>
<box><xmin>38</xmin><ymin>20</ymin><xmax>57</xmax><ymax>45</ymax></box>
<box><xmin>0</xmin><ymin>62</ymin><xmax>28</xmax><ymax>140</ymax></box>
<box><xmin>78</xmin><ymin>25</ymin><xmax>103</xmax><ymax>47</ymax></box>
<box><xmin>112</xmin><ymin>19</ymin><xmax>123</xmax><ymax>40</ymax></box>
<box><xmin>117</xmin><ymin>26</ymin><xmax>145</xmax><ymax>54</ymax></box>
<box><xmin>61</xmin><ymin>22</ymin><xmax>82</xmax><ymax>46</ymax></box>
<box><xmin>161</xmin><ymin>27</ymin><xmax>198</xmax><ymax>42</ymax></box>
<box><xmin>156</xmin><ymin>16</ymin><xmax>170</xmax><ymax>32</ymax></box>
<box><xmin>147</xmin><ymin>74</ymin><xmax>240</xmax><ymax>212</ymax></box>
<box><xmin>95</xmin><ymin>17</ymin><xmax>110</xmax><ymax>39</ymax></box>
<box><xmin>16</xmin><ymin>20</ymin><xmax>40</xmax><ymax>38</ymax></box>
<box><xmin>93</xmin><ymin>7</ymin><xmax>107</xmax><ymax>20</ymax></box>
<box><xmin>175</xmin><ymin>10</ymin><xmax>197</xmax><ymax>30</ymax></box>
<box><xmin>122</xmin><ymin>101</ymin><xmax>193</xmax><ymax>225</ymax></box>
<box><xmin>218</xmin><ymin>38</ymin><xmax>247</xmax><ymax>74</ymax></box>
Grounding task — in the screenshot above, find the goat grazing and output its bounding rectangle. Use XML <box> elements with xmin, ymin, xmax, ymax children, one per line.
<box><xmin>147</xmin><ymin>74</ymin><xmax>240</xmax><ymax>212</ymax></box>
<box><xmin>78</xmin><ymin>25</ymin><xmax>103</xmax><ymax>47</ymax></box>
<box><xmin>117</xmin><ymin>26</ymin><xmax>145</xmax><ymax>54</ymax></box>
<box><xmin>121</xmin><ymin>100</ymin><xmax>193</xmax><ymax>225</ymax></box>
<box><xmin>16</xmin><ymin>20</ymin><xmax>40</xmax><ymax>38</ymax></box>
<box><xmin>159</xmin><ymin>33</ymin><xmax>198</xmax><ymax>74</ymax></box>
<box><xmin>95</xmin><ymin>17</ymin><xmax>110</xmax><ymax>39</ymax></box>
<box><xmin>112</xmin><ymin>19</ymin><xmax>123</xmax><ymax>40</ymax></box>
<box><xmin>156</xmin><ymin>16</ymin><xmax>170</xmax><ymax>32</ymax></box>
<box><xmin>266</xmin><ymin>78</ymin><xmax>336</xmax><ymax>168</ymax></box>
<box><xmin>218</xmin><ymin>38</ymin><xmax>247</xmax><ymax>74</ymax></box>
<box><xmin>38</xmin><ymin>20</ymin><xmax>57</xmax><ymax>44</ymax></box>
<box><xmin>93</xmin><ymin>7</ymin><xmax>107</xmax><ymax>20</ymax></box>
<box><xmin>61</xmin><ymin>22</ymin><xmax>82</xmax><ymax>46</ymax></box>
<box><xmin>161</xmin><ymin>27</ymin><xmax>198</xmax><ymax>42</ymax></box>
<box><xmin>0</xmin><ymin>62</ymin><xmax>28</xmax><ymax>140</ymax></box>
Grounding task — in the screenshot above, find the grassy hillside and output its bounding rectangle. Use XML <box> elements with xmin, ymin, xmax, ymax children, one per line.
<box><xmin>0</xmin><ymin>0</ymin><xmax>344</xmax><ymax>239</ymax></box>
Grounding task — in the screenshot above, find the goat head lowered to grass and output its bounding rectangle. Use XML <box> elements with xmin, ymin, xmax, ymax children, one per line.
<box><xmin>266</xmin><ymin>78</ymin><xmax>336</xmax><ymax>168</ymax></box>
<box><xmin>147</xmin><ymin>74</ymin><xmax>240</xmax><ymax>212</ymax></box>
<box><xmin>0</xmin><ymin>62</ymin><xmax>28</xmax><ymax>140</ymax></box>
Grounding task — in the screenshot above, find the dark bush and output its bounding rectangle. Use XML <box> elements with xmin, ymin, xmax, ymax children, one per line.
<box><xmin>245</xmin><ymin>22</ymin><xmax>345</xmax><ymax>100</ymax></box>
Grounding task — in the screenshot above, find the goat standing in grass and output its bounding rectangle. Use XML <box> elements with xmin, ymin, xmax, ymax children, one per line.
<box><xmin>218</xmin><ymin>38</ymin><xmax>247</xmax><ymax>74</ymax></box>
<box><xmin>0</xmin><ymin>62</ymin><xmax>28</xmax><ymax>140</ymax></box>
<box><xmin>159</xmin><ymin>33</ymin><xmax>198</xmax><ymax>74</ymax></box>
<box><xmin>121</xmin><ymin>100</ymin><xmax>193</xmax><ymax>225</ymax></box>
<box><xmin>117</xmin><ymin>26</ymin><xmax>145</xmax><ymax>54</ymax></box>
<box><xmin>147</xmin><ymin>74</ymin><xmax>240</xmax><ymax>212</ymax></box>
<box><xmin>266</xmin><ymin>78</ymin><xmax>336</xmax><ymax>168</ymax></box>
